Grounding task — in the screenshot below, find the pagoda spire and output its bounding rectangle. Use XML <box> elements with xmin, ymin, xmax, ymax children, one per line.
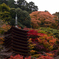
<box><xmin>15</xmin><ymin>14</ymin><xmax>18</xmax><ymax>28</ymax></box>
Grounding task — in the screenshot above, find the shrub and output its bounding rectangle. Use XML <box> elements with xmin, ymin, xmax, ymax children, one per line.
<box><xmin>28</xmin><ymin>30</ymin><xmax>57</xmax><ymax>57</ymax></box>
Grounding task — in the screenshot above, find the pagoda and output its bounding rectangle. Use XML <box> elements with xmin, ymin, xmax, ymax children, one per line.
<box><xmin>4</xmin><ymin>26</ymin><xmax>30</xmax><ymax>57</ymax></box>
<box><xmin>3</xmin><ymin>14</ymin><xmax>30</xmax><ymax>57</ymax></box>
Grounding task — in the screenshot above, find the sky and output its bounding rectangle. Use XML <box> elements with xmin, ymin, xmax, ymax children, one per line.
<box><xmin>15</xmin><ymin>0</ymin><xmax>59</xmax><ymax>14</ymax></box>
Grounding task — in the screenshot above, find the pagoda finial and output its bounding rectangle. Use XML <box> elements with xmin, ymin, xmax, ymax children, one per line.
<box><xmin>15</xmin><ymin>14</ymin><xmax>18</xmax><ymax>28</ymax></box>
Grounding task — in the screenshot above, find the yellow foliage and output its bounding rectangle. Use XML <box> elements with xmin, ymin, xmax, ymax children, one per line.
<box><xmin>30</xmin><ymin>50</ymin><xmax>36</xmax><ymax>53</ymax></box>
<box><xmin>28</xmin><ymin>38</ymin><xmax>32</xmax><ymax>43</ymax></box>
<box><xmin>32</xmin><ymin>54</ymin><xmax>41</xmax><ymax>58</ymax></box>
<box><xmin>0</xmin><ymin>37</ymin><xmax>4</xmax><ymax>41</ymax></box>
<box><xmin>0</xmin><ymin>37</ymin><xmax>4</xmax><ymax>45</ymax></box>
<box><xmin>48</xmin><ymin>46</ymin><xmax>53</xmax><ymax>51</ymax></box>
<box><xmin>29</xmin><ymin>44</ymin><xmax>36</xmax><ymax>50</ymax></box>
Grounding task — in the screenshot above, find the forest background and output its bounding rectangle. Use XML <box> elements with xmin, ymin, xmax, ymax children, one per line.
<box><xmin>0</xmin><ymin>0</ymin><xmax>59</xmax><ymax>29</ymax></box>
<box><xmin>0</xmin><ymin>0</ymin><xmax>59</xmax><ymax>59</ymax></box>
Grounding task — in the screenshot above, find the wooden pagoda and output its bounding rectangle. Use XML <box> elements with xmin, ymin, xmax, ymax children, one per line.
<box><xmin>4</xmin><ymin>26</ymin><xmax>30</xmax><ymax>57</ymax></box>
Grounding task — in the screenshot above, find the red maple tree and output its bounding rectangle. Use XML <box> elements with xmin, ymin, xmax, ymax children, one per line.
<box><xmin>30</xmin><ymin>11</ymin><xmax>58</xmax><ymax>28</ymax></box>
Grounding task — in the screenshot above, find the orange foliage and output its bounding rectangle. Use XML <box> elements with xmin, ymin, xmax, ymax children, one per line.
<box><xmin>46</xmin><ymin>53</ymin><xmax>54</xmax><ymax>57</ymax></box>
<box><xmin>30</xmin><ymin>11</ymin><xmax>57</xmax><ymax>28</ymax></box>
<box><xmin>1</xmin><ymin>24</ymin><xmax>11</xmax><ymax>31</ymax></box>
<box><xmin>0</xmin><ymin>37</ymin><xmax>4</xmax><ymax>45</ymax></box>
<box><xmin>28</xmin><ymin>30</ymin><xmax>57</xmax><ymax>51</ymax></box>
<box><xmin>37</xmin><ymin>55</ymin><xmax>54</xmax><ymax>59</ymax></box>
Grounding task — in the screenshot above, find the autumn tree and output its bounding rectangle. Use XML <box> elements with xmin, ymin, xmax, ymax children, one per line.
<box><xmin>30</xmin><ymin>11</ymin><xmax>58</xmax><ymax>29</ymax></box>
<box><xmin>0</xmin><ymin>3</ymin><xmax>11</xmax><ymax>22</ymax></box>
<box><xmin>53</xmin><ymin>12</ymin><xmax>59</xmax><ymax>29</ymax></box>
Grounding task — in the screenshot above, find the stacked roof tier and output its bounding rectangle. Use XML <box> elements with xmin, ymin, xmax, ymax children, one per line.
<box><xmin>4</xmin><ymin>26</ymin><xmax>30</xmax><ymax>56</ymax></box>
